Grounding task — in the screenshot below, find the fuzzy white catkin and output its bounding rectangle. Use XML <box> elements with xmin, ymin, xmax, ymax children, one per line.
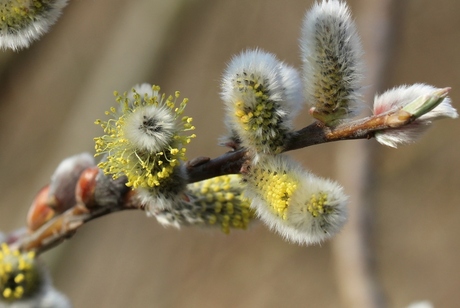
<box><xmin>374</xmin><ymin>83</ymin><xmax>458</xmax><ymax>147</ymax></box>
<box><xmin>300</xmin><ymin>0</ymin><xmax>363</xmax><ymax>124</ymax></box>
<box><xmin>0</xmin><ymin>0</ymin><xmax>69</xmax><ymax>50</ymax></box>
<box><xmin>243</xmin><ymin>155</ymin><xmax>348</xmax><ymax>245</ymax></box>
<box><xmin>221</xmin><ymin>49</ymin><xmax>303</xmax><ymax>155</ymax></box>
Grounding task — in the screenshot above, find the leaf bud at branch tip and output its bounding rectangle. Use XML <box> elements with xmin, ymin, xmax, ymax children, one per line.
<box><xmin>373</xmin><ymin>84</ymin><xmax>458</xmax><ymax>148</ymax></box>
<box><xmin>402</xmin><ymin>87</ymin><xmax>450</xmax><ymax>118</ymax></box>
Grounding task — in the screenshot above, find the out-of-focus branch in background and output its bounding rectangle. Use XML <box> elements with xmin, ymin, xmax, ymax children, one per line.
<box><xmin>331</xmin><ymin>1</ymin><xmax>404</xmax><ymax>307</ymax></box>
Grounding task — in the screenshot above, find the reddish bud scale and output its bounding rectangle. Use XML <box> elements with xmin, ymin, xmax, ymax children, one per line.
<box><xmin>27</xmin><ymin>185</ymin><xmax>56</xmax><ymax>232</ymax></box>
<box><xmin>75</xmin><ymin>167</ymin><xmax>99</xmax><ymax>208</ymax></box>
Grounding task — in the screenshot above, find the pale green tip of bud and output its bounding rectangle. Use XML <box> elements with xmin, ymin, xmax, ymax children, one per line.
<box><xmin>402</xmin><ymin>87</ymin><xmax>451</xmax><ymax>119</ymax></box>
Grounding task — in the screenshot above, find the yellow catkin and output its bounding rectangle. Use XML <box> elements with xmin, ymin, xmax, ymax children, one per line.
<box><xmin>183</xmin><ymin>175</ymin><xmax>255</xmax><ymax>233</ymax></box>
<box><xmin>94</xmin><ymin>85</ymin><xmax>195</xmax><ymax>189</ymax></box>
<box><xmin>306</xmin><ymin>192</ymin><xmax>329</xmax><ymax>217</ymax></box>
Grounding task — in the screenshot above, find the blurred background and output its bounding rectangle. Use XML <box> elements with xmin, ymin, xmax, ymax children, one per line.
<box><xmin>1</xmin><ymin>0</ymin><xmax>459</xmax><ymax>307</ymax></box>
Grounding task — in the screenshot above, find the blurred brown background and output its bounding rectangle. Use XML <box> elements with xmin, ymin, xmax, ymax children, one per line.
<box><xmin>1</xmin><ymin>0</ymin><xmax>459</xmax><ymax>307</ymax></box>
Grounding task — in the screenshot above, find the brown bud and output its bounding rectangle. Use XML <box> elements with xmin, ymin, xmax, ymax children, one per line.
<box><xmin>75</xmin><ymin>167</ymin><xmax>100</xmax><ymax>208</ymax></box>
<box><xmin>48</xmin><ymin>153</ymin><xmax>95</xmax><ymax>213</ymax></box>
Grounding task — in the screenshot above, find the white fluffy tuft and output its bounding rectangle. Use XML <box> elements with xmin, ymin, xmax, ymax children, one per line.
<box><xmin>123</xmin><ymin>105</ymin><xmax>176</xmax><ymax>153</ymax></box>
<box><xmin>122</xmin><ymin>83</ymin><xmax>179</xmax><ymax>153</ymax></box>
<box><xmin>221</xmin><ymin>49</ymin><xmax>284</xmax><ymax>108</ymax></box>
<box><xmin>137</xmin><ymin>189</ymin><xmax>177</xmax><ymax>213</ymax></box>
<box><xmin>278</xmin><ymin>62</ymin><xmax>304</xmax><ymax>124</ymax></box>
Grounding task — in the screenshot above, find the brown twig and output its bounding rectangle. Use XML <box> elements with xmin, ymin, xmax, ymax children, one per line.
<box><xmin>12</xmin><ymin>190</ymin><xmax>142</xmax><ymax>254</ymax></box>
<box><xmin>188</xmin><ymin>109</ymin><xmax>412</xmax><ymax>182</ymax></box>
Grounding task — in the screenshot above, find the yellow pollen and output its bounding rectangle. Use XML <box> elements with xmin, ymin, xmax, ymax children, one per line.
<box><xmin>306</xmin><ymin>192</ymin><xmax>329</xmax><ymax>217</ymax></box>
<box><xmin>250</xmin><ymin>167</ymin><xmax>298</xmax><ymax>219</ymax></box>
<box><xmin>186</xmin><ymin>175</ymin><xmax>254</xmax><ymax>233</ymax></box>
<box><xmin>0</xmin><ymin>243</ymin><xmax>39</xmax><ymax>300</ymax></box>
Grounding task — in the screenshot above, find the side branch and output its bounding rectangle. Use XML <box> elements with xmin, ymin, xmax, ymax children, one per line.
<box><xmin>12</xmin><ymin>191</ymin><xmax>142</xmax><ymax>254</ymax></box>
<box><xmin>286</xmin><ymin>110</ymin><xmax>411</xmax><ymax>151</ymax></box>
<box><xmin>187</xmin><ymin>109</ymin><xmax>412</xmax><ymax>182</ymax></box>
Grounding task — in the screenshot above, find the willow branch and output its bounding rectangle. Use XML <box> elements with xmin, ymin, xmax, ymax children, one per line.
<box><xmin>12</xmin><ymin>107</ymin><xmax>413</xmax><ymax>255</ymax></box>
